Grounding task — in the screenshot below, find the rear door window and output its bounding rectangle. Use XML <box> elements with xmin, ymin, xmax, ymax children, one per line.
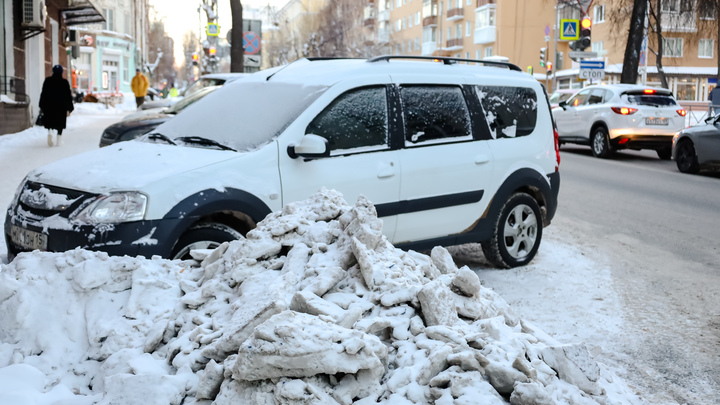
<box><xmin>588</xmin><ymin>89</ymin><xmax>605</xmax><ymax>105</ymax></box>
<box><xmin>399</xmin><ymin>85</ymin><xmax>473</xmax><ymax>145</ymax></box>
<box><xmin>475</xmin><ymin>85</ymin><xmax>538</xmax><ymax>138</ymax></box>
<box><xmin>306</xmin><ymin>86</ymin><xmax>389</xmax><ymax>155</ymax></box>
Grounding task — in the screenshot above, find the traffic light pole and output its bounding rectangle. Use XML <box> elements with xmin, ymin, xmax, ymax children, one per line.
<box><xmin>552</xmin><ymin>4</ymin><xmax>559</xmax><ymax>93</ymax></box>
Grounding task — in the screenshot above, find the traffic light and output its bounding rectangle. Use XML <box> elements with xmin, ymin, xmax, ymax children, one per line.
<box><xmin>547</xmin><ymin>62</ymin><xmax>553</xmax><ymax>76</ymax></box>
<box><xmin>192</xmin><ymin>53</ymin><xmax>199</xmax><ymax>66</ymax></box>
<box><xmin>540</xmin><ymin>47</ymin><xmax>547</xmax><ymax>67</ymax></box>
<box><xmin>574</xmin><ymin>17</ymin><xmax>592</xmax><ymax>51</ymax></box>
<box><xmin>209</xmin><ymin>47</ymin><xmax>217</xmax><ymax>56</ymax></box>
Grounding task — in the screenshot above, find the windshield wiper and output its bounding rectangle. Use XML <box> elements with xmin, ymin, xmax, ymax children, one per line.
<box><xmin>174</xmin><ymin>136</ymin><xmax>236</xmax><ymax>151</ymax></box>
<box><xmin>145</xmin><ymin>133</ymin><xmax>177</xmax><ymax>145</ymax></box>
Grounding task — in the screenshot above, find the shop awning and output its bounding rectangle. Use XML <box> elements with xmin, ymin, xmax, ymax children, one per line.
<box><xmin>62</xmin><ymin>0</ymin><xmax>105</xmax><ymax>26</ymax></box>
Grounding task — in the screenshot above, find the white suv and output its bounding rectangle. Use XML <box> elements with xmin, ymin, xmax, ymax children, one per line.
<box><xmin>553</xmin><ymin>84</ymin><xmax>686</xmax><ymax>159</ymax></box>
<box><xmin>5</xmin><ymin>56</ymin><xmax>560</xmax><ymax>268</ymax></box>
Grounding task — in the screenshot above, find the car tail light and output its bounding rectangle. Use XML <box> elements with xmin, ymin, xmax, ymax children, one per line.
<box><xmin>611</xmin><ymin>107</ymin><xmax>638</xmax><ymax>115</ymax></box>
<box><xmin>643</xmin><ymin>89</ymin><xmax>656</xmax><ymax>94</ymax></box>
<box><xmin>554</xmin><ymin>126</ymin><xmax>561</xmax><ymax>170</ymax></box>
<box><xmin>618</xmin><ymin>138</ymin><xmax>629</xmax><ymax>145</ymax></box>
<box><xmin>676</xmin><ymin>109</ymin><xmax>687</xmax><ymax>117</ymax></box>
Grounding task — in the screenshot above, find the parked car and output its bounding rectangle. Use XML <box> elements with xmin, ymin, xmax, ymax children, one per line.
<box><xmin>672</xmin><ymin>114</ymin><xmax>720</xmax><ymax>174</ymax></box>
<box><xmin>139</xmin><ymin>73</ymin><xmax>247</xmax><ymax>110</ymax></box>
<box><xmin>549</xmin><ymin>89</ymin><xmax>576</xmax><ymax>108</ymax></box>
<box><xmin>100</xmin><ymin>86</ymin><xmax>221</xmax><ymax>147</ymax></box>
<box><xmin>553</xmin><ymin>84</ymin><xmax>686</xmax><ymax>159</ymax></box>
<box><xmin>5</xmin><ymin>56</ymin><xmax>560</xmax><ymax>268</ymax></box>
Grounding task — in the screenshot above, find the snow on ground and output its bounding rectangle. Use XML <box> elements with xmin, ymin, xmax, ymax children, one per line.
<box><xmin>0</xmin><ymin>189</ymin><xmax>642</xmax><ymax>404</ymax></box>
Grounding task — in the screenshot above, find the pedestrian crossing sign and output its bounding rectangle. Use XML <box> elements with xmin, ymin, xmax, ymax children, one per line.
<box><xmin>560</xmin><ymin>19</ymin><xmax>579</xmax><ymax>41</ymax></box>
<box><xmin>207</xmin><ymin>23</ymin><xmax>219</xmax><ymax>37</ymax></box>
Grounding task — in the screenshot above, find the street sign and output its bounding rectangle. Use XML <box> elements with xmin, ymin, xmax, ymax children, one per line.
<box><xmin>207</xmin><ymin>23</ymin><xmax>219</xmax><ymax>37</ymax></box>
<box><xmin>243</xmin><ymin>31</ymin><xmax>261</xmax><ymax>55</ymax></box>
<box><xmin>579</xmin><ymin>69</ymin><xmax>605</xmax><ymax>80</ymax></box>
<box><xmin>569</xmin><ymin>51</ymin><xmax>598</xmax><ymax>59</ymax></box>
<box><xmin>244</xmin><ymin>55</ymin><xmax>261</xmax><ymax>67</ymax></box>
<box><xmin>560</xmin><ymin>19</ymin><xmax>579</xmax><ymax>40</ymax></box>
<box><xmin>580</xmin><ymin>61</ymin><xmax>605</xmax><ymax>69</ymax></box>
<box><xmin>544</xmin><ymin>35</ymin><xmax>550</xmax><ymax>42</ymax></box>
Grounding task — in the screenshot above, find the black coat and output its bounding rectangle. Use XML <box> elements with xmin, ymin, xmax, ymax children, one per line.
<box><xmin>39</xmin><ymin>74</ymin><xmax>74</xmax><ymax>131</ymax></box>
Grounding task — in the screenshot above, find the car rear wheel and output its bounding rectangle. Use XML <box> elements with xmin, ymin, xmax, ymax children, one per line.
<box><xmin>591</xmin><ymin>127</ymin><xmax>612</xmax><ymax>158</ymax></box>
<box><xmin>656</xmin><ymin>147</ymin><xmax>672</xmax><ymax>160</ymax></box>
<box><xmin>171</xmin><ymin>222</ymin><xmax>243</xmax><ymax>260</ymax></box>
<box><xmin>482</xmin><ymin>193</ymin><xmax>543</xmax><ymax>268</ymax></box>
<box><xmin>675</xmin><ymin>141</ymin><xmax>700</xmax><ymax>174</ymax></box>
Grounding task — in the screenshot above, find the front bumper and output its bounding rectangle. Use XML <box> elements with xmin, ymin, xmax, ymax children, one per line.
<box><xmin>5</xmin><ymin>210</ymin><xmax>181</xmax><ymax>261</ymax></box>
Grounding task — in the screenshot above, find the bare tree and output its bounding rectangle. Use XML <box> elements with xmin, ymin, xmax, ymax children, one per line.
<box><xmin>148</xmin><ymin>20</ymin><xmax>176</xmax><ymax>87</ymax></box>
<box><xmin>230</xmin><ymin>0</ymin><xmax>244</xmax><ymax>73</ymax></box>
<box><xmin>621</xmin><ymin>0</ymin><xmax>648</xmax><ymax>84</ymax></box>
<box><xmin>648</xmin><ymin>0</ymin><xmax>669</xmax><ymax>88</ymax></box>
<box><xmin>697</xmin><ymin>0</ymin><xmax>720</xmax><ymax>85</ymax></box>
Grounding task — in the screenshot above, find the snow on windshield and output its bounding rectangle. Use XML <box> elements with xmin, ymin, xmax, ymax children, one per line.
<box><xmin>153</xmin><ymin>81</ymin><xmax>328</xmax><ymax>152</ymax></box>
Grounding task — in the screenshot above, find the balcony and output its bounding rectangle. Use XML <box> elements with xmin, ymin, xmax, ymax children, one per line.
<box><xmin>423</xmin><ymin>15</ymin><xmax>438</xmax><ymax>27</ymax></box>
<box><xmin>422</xmin><ymin>42</ymin><xmax>438</xmax><ymax>55</ymax></box>
<box><xmin>364</xmin><ymin>18</ymin><xmax>376</xmax><ymax>28</ymax></box>
<box><xmin>476</xmin><ymin>0</ymin><xmax>495</xmax><ymax>7</ymax></box>
<box><xmin>447</xmin><ymin>8</ymin><xmax>464</xmax><ymax>21</ymax></box>
<box><xmin>378</xmin><ymin>9</ymin><xmax>390</xmax><ymax>22</ymax></box>
<box><xmin>378</xmin><ymin>29</ymin><xmax>390</xmax><ymax>44</ymax></box>
<box><xmin>445</xmin><ymin>37</ymin><xmax>464</xmax><ymax>51</ymax></box>
<box><xmin>474</xmin><ymin>26</ymin><xmax>495</xmax><ymax>44</ymax></box>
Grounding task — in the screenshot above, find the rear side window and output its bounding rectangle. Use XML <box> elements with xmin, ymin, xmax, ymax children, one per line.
<box><xmin>400</xmin><ymin>86</ymin><xmax>472</xmax><ymax>145</ymax></box>
<box><xmin>476</xmin><ymin>86</ymin><xmax>538</xmax><ymax>138</ymax></box>
<box><xmin>306</xmin><ymin>86</ymin><xmax>389</xmax><ymax>154</ymax></box>
<box><xmin>623</xmin><ymin>94</ymin><xmax>678</xmax><ymax>106</ymax></box>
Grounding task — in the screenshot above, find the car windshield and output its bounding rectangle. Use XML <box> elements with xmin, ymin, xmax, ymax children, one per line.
<box><xmin>623</xmin><ymin>94</ymin><xmax>678</xmax><ymax>107</ymax></box>
<box><xmin>184</xmin><ymin>78</ymin><xmax>227</xmax><ymax>97</ymax></box>
<box><xmin>150</xmin><ymin>81</ymin><xmax>328</xmax><ymax>152</ymax></box>
<box><xmin>165</xmin><ymin>86</ymin><xmax>220</xmax><ymax>114</ymax></box>
<box><xmin>550</xmin><ymin>92</ymin><xmax>573</xmax><ymax>104</ymax></box>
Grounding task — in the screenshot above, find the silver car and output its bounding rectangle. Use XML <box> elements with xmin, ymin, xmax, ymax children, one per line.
<box><xmin>554</xmin><ymin>84</ymin><xmax>686</xmax><ymax>159</ymax></box>
<box><xmin>672</xmin><ymin>115</ymin><xmax>720</xmax><ymax>174</ymax></box>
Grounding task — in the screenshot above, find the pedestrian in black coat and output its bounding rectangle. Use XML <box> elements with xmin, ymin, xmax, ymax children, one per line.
<box><xmin>39</xmin><ymin>65</ymin><xmax>74</xmax><ymax>146</ymax></box>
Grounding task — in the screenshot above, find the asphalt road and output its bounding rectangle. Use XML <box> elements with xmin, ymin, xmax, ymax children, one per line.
<box><xmin>558</xmin><ymin>145</ymin><xmax>720</xmax><ymax>404</ymax></box>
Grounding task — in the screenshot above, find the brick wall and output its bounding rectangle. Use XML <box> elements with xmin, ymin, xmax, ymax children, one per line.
<box><xmin>0</xmin><ymin>103</ymin><xmax>32</xmax><ymax>136</ymax></box>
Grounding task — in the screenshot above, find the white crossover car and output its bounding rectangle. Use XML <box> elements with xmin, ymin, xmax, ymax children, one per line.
<box><xmin>554</xmin><ymin>84</ymin><xmax>686</xmax><ymax>159</ymax></box>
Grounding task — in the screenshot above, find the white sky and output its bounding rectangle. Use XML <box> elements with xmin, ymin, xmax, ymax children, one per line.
<box><xmin>149</xmin><ymin>0</ymin><xmax>286</xmax><ymax>64</ymax></box>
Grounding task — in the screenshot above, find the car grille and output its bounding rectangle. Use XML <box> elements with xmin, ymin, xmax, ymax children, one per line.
<box><xmin>16</xmin><ymin>181</ymin><xmax>97</xmax><ymax>220</ymax></box>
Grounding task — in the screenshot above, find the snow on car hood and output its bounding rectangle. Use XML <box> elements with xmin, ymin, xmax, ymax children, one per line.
<box><xmin>27</xmin><ymin>141</ymin><xmax>239</xmax><ymax>193</ymax></box>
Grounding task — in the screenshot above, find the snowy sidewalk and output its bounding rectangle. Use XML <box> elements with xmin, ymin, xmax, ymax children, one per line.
<box><xmin>0</xmin><ymin>98</ymin><xmax>135</xmax><ymax>262</ymax></box>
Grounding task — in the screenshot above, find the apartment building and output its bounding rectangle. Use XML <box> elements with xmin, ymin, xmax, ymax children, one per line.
<box><xmin>1</xmin><ymin>0</ymin><xmax>104</xmax><ymax>135</ymax></box>
<box><xmin>363</xmin><ymin>0</ymin><xmax>718</xmax><ymax>103</ymax></box>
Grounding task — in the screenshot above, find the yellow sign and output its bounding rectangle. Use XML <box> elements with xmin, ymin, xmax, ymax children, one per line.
<box><xmin>207</xmin><ymin>23</ymin><xmax>219</xmax><ymax>37</ymax></box>
<box><xmin>560</xmin><ymin>19</ymin><xmax>579</xmax><ymax>41</ymax></box>
<box><xmin>527</xmin><ymin>66</ymin><xmax>533</xmax><ymax>75</ymax></box>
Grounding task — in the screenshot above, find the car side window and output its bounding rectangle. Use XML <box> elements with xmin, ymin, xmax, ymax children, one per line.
<box><xmin>400</xmin><ymin>85</ymin><xmax>472</xmax><ymax>145</ymax></box>
<box><xmin>306</xmin><ymin>86</ymin><xmax>389</xmax><ymax>154</ymax></box>
<box><xmin>603</xmin><ymin>90</ymin><xmax>614</xmax><ymax>103</ymax></box>
<box><xmin>568</xmin><ymin>89</ymin><xmax>592</xmax><ymax>107</ymax></box>
<box><xmin>588</xmin><ymin>89</ymin><xmax>605</xmax><ymax>105</ymax></box>
<box><xmin>476</xmin><ymin>85</ymin><xmax>538</xmax><ymax>138</ymax></box>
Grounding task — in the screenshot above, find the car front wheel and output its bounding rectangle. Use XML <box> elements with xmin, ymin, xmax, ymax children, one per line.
<box><xmin>171</xmin><ymin>222</ymin><xmax>243</xmax><ymax>260</ymax></box>
<box><xmin>591</xmin><ymin>127</ymin><xmax>612</xmax><ymax>158</ymax></box>
<box><xmin>675</xmin><ymin>141</ymin><xmax>700</xmax><ymax>174</ymax></box>
<box><xmin>482</xmin><ymin>193</ymin><xmax>543</xmax><ymax>268</ymax></box>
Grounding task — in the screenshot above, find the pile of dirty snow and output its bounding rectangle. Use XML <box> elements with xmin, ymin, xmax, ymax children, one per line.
<box><xmin>0</xmin><ymin>189</ymin><xmax>638</xmax><ymax>404</ymax></box>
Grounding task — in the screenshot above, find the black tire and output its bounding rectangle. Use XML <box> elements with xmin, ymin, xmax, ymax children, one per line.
<box><xmin>656</xmin><ymin>147</ymin><xmax>672</xmax><ymax>160</ymax></box>
<box><xmin>591</xmin><ymin>126</ymin><xmax>612</xmax><ymax>158</ymax></box>
<box><xmin>675</xmin><ymin>140</ymin><xmax>700</xmax><ymax>174</ymax></box>
<box><xmin>481</xmin><ymin>193</ymin><xmax>543</xmax><ymax>268</ymax></box>
<box><xmin>171</xmin><ymin>222</ymin><xmax>243</xmax><ymax>260</ymax></box>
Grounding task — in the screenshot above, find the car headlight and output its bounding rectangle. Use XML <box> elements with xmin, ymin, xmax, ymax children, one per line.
<box><xmin>9</xmin><ymin>177</ymin><xmax>28</xmax><ymax>210</ymax></box>
<box><xmin>72</xmin><ymin>192</ymin><xmax>147</xmax><ymax>224</ymax></box>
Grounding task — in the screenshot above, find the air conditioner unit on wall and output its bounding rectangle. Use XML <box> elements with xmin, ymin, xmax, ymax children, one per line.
<box><xmin>22</xmin><ymin>0</ymin><xmax>47</xmax><ymax>29</ymax></box>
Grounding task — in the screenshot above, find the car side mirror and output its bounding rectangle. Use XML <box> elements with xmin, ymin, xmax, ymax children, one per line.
<box><xmin>287</xmin><ymin>134</ymin><xmax>330</xmax><ymax>159</ymax></box>
<box><xmin>558</xmin><ymin>100</ymin><xmax>567</xmax><ymax>110</ymax></box>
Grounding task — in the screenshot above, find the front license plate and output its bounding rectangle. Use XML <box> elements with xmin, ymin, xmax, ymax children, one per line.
<box><xmin>9</xmin><ymin>225</ymin><xmax>48</xmax><ymax>251</ymax></box>
<box><xmin>646</xmin><ymin>117</ymin><xmax>669</xmax><ymax>126</ymax></box>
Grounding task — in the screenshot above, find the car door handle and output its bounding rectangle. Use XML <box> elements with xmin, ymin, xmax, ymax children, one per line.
<box><xmin>475</xmin><ymin>155</ymin><xmax>490</xmax><ymax>164</ymax></box>
<box><xmin>377</xmin><ymin>163</ymin><xmax>396</xmax><ymax>178</ymax></box>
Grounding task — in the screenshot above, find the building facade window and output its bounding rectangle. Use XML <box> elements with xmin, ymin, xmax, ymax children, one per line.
<box><xmin>456</xmin><ymin>24</ymin><xmax>462</xmax><ymax>39</ymax></box>
<box><xmin>591</xmin><ymin>41</ymin><xmax>604</xmax><ymax>55</ymax></box>
<box><xmin>103</xmin><ymin>8</ymin><xmax>115</xmax><ymax>32</ymax></box>
<box><xmin>416</xmin><ymin>11</ymin><xmax>421</xmax><ymax>24</ymax></box>
<box><xmin>415</xmin><ymin>37</ymin><xmax>420</xmax><ymax>49</ymax></box>
<box><xmin>700</xmin><ymin>5</ymin><xmax>716</xmax><ymax>19</ymax></box>
<box><xmin>485</xmin><ymin>47</ymin><xmax>493</xmax><ymax>57</ymax></box>
<box><xmin>123</xmin><ymin>56</ymin><xmax>130</xmax><ymax>82</ymax></box>
<box><xmin>675</xmin><ymin>78</ymin><xmax>697</xmax><ymax>101</ymax></box>
<box><xmin>699</xmin><ymin>39</ymin><xmax>714</xmax><ymax>58</ymax></box>
<box><xmin>594</xmin><ymin>5</ymin><xmax>605</xmax><ymax>23</ymax></box>
<box><xmin>662</xmin><ymin>37</ymin><xmax>683</xmax><ymax>57</ymax></box>
<box><xmin>466</xmin><ymin>21</ymin><xmax>472</xmax><ymax>36</ymax></box>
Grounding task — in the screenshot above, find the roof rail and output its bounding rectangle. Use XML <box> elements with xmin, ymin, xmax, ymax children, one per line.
<box><xmin>367</xmin><ymin>55</ymin><xmax>523</xmax><ymax>72</ymax></box>
<box><xmin>305</xmin><ymin>57</ymin><xmax>364</xmax><ymax>61</ymax></box>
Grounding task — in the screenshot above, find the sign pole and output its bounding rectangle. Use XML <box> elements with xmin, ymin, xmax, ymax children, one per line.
<box><xmin>553</xmin><ymin>5</ymin><xmax>558</xmax><ymax>93</ymax></box>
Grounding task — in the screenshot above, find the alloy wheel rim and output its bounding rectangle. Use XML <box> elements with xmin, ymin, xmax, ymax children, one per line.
<box><xmin>678</xmin><ymin>144</ymin><xmax>693</xmax><ymax>170</ymax></box>
<box><xmin>173</xmin><ymin>241</ymin><xmax>221</xmax><ymax>260</ymax></box>
<box><xmin>503</xmin><ymin>204</ymin><xmax>538</xmax><ymax>260</ymax></box>
<box><xmin>593</xmin><ymin>132</ymin><xmax>605</xmax><ymax>154</ymax></box>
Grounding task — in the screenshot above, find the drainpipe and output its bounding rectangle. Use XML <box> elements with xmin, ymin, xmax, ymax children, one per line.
<box><xmin>2</xmin><ymin>0</ymin><xmax>7</xmax><ymax>90</ymax></box>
